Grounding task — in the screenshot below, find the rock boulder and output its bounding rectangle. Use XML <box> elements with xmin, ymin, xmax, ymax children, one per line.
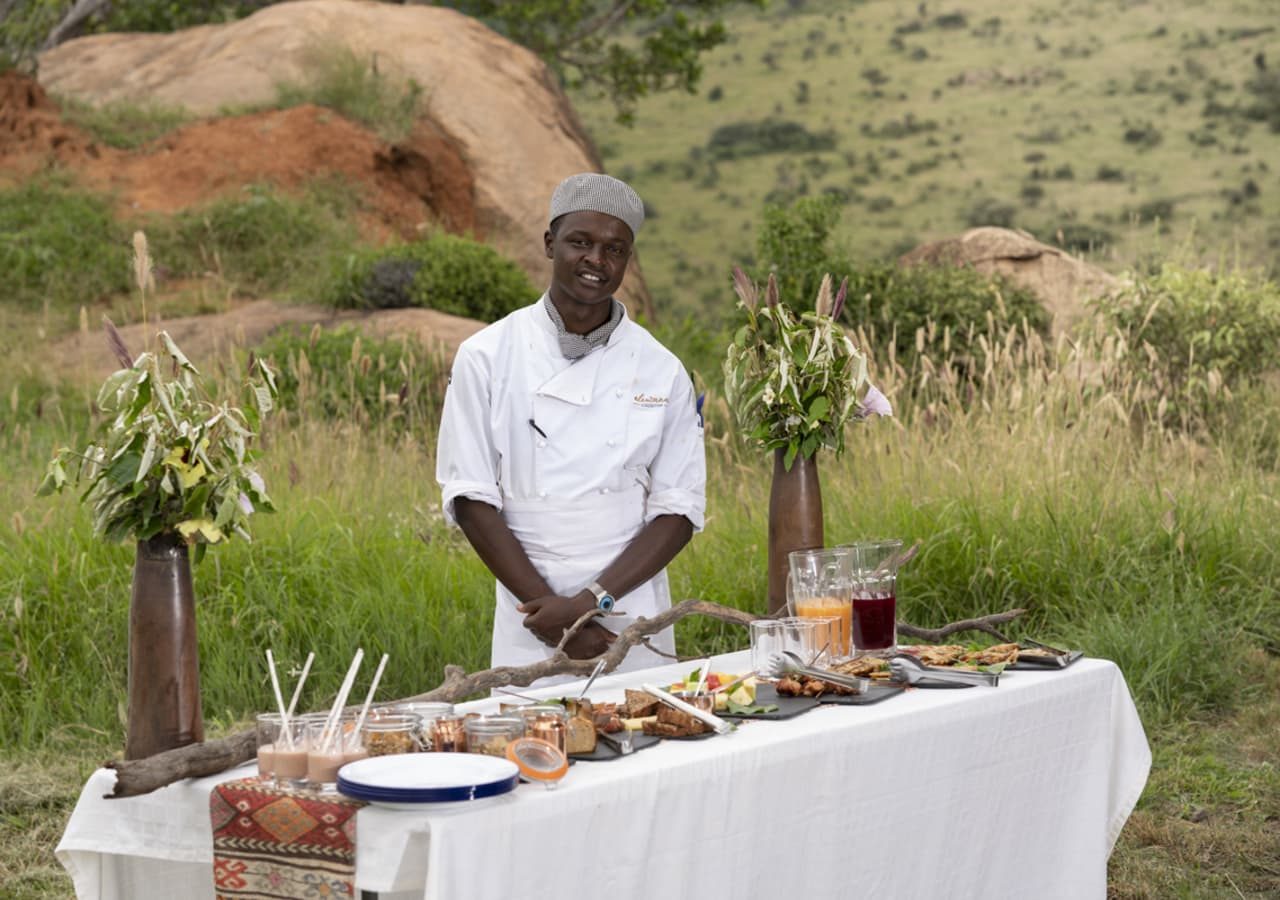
<box><xmin>899</xmin><ymin>227</ymin><xmax>1118</xmax><ymax>334</ymax></box>
<box><xmin>37</xmin><ymin>0</ymin><xmax>653</xmax><ymax>315</ymax></box>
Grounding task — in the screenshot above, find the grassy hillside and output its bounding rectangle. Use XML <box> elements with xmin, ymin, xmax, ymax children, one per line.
<box><xmin>572</xmin><ymin>0</ymin><xmax>1280</xmax><ymax>315</ymax></box>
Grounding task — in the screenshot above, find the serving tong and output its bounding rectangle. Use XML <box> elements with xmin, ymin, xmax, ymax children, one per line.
<box><xmin>888</xmin><ymin>654</ymin><xmax>1001</xmax><ymax>687</ymax></box>
<box><xmin>985</xmin><ymin>628</ymin><xmax>1078</xmax><ymax>668</ymax></box>
<box><xmin>764</xmin><ymin>650</ymin><xmax>870</xmax><ymax>695</ymax></box>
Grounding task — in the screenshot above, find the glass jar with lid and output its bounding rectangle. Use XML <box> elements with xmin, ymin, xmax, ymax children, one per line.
<box><xmin>361</xmin><ymin>713</ymin><xmax>421</xmax><ymax>757</ymax></box>
<box><xmin>386</xmin><ymin>702</ymin><xmax>454</xmax><ymax>749</ymax></box>
<box><xmin>463</xmin><ymin>715</ymin><xmax>525</xmax><ymax>757</ymax></box>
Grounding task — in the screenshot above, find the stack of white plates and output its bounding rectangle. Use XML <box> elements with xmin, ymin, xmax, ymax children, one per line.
<box><xmin>337</xmin><ymin>754</ymin><xmax>519</xmax><ymax>808</ymax></box>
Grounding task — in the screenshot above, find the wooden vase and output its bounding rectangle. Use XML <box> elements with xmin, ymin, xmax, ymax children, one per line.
<box><xmin>126</xmin><ymin>533</ymin><xmax>203</xmax><ymax>759</ymax></box>
<box><xmin>767</xmin><ymin>448</ymin><xmax>824</xmax><ymax>615</ymax></box>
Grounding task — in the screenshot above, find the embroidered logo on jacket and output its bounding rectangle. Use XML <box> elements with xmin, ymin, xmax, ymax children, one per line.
<box><xmin>633</xmin><ymin>393</ymin><xmax>669</xmax><ymax>408</ymax></box>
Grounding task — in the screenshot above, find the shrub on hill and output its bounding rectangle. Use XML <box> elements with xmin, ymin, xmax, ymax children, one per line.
<box><xmin>56</xmin><ymin>96</ymin><xmax>192</xmax><ymax>150</ymax></box>
<box><xmin>324</xmin><ymin>233</ymin><xmax>538</xmax><ymax>322</ymax></box>
<box><xmin>750</xmin><ymin>195</ymin><xmax>1049</xmax><ymax>373</ymax></box>
<box><xmin>254</xmin><ymin>325</ymin><xmax>445</xmax><ymax>428</ymax></box>
<box><xmin>841</xmin><ymin>262</ymin><xmax>1050</xmax><ymax>371</ymax></box>
<box><xmin>149</xmin><ymin>183</ymin><xmax>355</xmax><ymax>296</ymax></box>
<box><xmin>706</xmin><ymin>119</ymin><xmax>837</xmax><ymax>159</ymax></box>
<box><xmin>273</xmin><ymin>41</ymin><xmax>425</xmax><ymax>143</ymax></box>
<box><xmin>0</xmin><ymin>176</ymin><xmax>130</xmax><ymax>307</ymax></box>
<box><xmin>1090</xmin><ymin>264</ymin><xmax>1280</xmax><ymax>426</ymax></box>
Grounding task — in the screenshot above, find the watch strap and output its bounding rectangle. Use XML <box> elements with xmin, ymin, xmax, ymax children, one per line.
<box><xmin>586</xmin><ymin>581</ymin><xmax>615</xmax><ymax>611</ymax></box>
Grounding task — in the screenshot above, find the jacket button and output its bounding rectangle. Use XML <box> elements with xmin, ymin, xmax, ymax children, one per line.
<box><xmin>538</xmin><ymin>491</ymin><xmax>547</xmax><ymax>499</ymax></box>
<box><xmin>537</xmin><ymin>439</ymin><xmax>547</xmax><ymax>448</ymax></box>
<box><xmin>615</xmin><ymin>388</ymin><xmax>623</xmax><ymax>398</ymax></box>
<box><xmin>600</xmin><ymin>487</ymin><xmax>610</xmax><ymax>494</ymax></box>
<box><xmin>606</xmin><ymin>439</ymin><xmax>616</xmax><ymax>448</ymax></box>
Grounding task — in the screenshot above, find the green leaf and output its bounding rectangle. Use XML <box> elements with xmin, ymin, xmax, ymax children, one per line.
<box><xmin>783</xmin><ymin>440</ymin><xmax>799</xmax><ymax>471</ymax></box>
<box><xmin>160</xmin><ymin>331</ymin><xmax>198</xmax><ymax>374</ymax></box>
<box><xmin>215</xmin><ymin>490</ymin><xmax>240</xmax><ymax>529</ymax></box>
<box><xmin>104</xmin><ymin>452</ymin><xmax>142</xmax><ymax>488</ymax></box>
<box><xmin>807</xmin><ymin>395</ymin><xmax>830</xmax><ymax>422</ymax></box>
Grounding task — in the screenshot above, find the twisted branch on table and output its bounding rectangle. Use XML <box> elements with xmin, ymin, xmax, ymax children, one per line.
<box><xmin>897</xmin><ymin>608</ymin><xmax>1027</xmax><ymax>643</ymax></box>
<box><xmin>104</xmin><ymin>600</ymin><xmax>1024</xmax><ymax>798</ymax></box>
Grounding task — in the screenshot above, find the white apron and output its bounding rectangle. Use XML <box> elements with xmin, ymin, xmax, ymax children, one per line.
<box><xmin>494</xmin><ymin>484</ymin><xmax>675</xmax><ymax>686</ymax></box>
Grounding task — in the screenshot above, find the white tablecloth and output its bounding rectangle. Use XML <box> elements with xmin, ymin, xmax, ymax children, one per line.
<box><xmin>58</xmin><ymin>651</ymin><xmax>1150</xmax><ymax>900</ymax></box>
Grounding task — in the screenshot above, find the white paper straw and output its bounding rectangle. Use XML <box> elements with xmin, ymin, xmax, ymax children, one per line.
<box><xmin>351</xmin><ymin>653</ymin><xmax>390</xmax><ymax>742</ymax></box>
<box><xmin>320</xmin><ymin>648</ymin><xmax>364</xmax><ymax>753</ymax></box>
<box><xmin>265</xmin><ymin>649</ymin><xmax>292</xmax><ymax>748</ymax></box>
<box><xmin>285</xmin><ymin>651</ymin><xmax>315</xmax><ymax>720</ymax></box>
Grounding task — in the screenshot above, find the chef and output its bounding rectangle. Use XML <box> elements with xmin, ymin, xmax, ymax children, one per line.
<box><xmin>436</xmin><ymin>173</ymin><xmax>706</xmax><ymax>676</ymax></box>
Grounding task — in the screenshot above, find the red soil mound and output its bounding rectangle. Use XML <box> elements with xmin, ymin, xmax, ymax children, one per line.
<box><xmin>0</xmin><ymin>71</ymin><xmax>474</xmax><ymax>240</ymax></box>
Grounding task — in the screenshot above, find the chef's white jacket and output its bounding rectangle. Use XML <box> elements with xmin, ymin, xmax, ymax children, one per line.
<box><xmin>436</xmin><ymin>297</ymin><xmax>706</xmax><ymax>678</ymax></box>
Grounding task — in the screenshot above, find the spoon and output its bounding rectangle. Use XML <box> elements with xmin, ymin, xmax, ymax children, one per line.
<box><xmin>576</xmin><ymin>658</ymin><xmax>608</xmax><ymax>701</ymax></box>
<box><xmin>765</xmin><ymin>651</ymin><xmax>870</xmax><ymax>694</ymax></box>
<box><xmin>888</xmin><ymin>654</ymin><xmax>1000</xmax><ymax>688</ymax></box>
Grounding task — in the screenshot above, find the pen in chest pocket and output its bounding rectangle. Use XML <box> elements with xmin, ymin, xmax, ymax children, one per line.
<box><xmin>528</xmin><ymin>419</ymin><xmax>548</xmax><ymax>439</ymax></box>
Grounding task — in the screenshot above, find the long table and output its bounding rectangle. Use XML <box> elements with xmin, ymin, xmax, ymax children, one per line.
<box><xmin>57</xmin><ymin>650</ymin><xmax>1151</xmax><ymax>899</ymax></box>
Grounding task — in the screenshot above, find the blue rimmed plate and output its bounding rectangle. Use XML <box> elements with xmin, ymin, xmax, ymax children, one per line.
<box><xmin>337</xmin><ymin>753</ymin><xmax>519</xmax><ymax>806</ymax></box>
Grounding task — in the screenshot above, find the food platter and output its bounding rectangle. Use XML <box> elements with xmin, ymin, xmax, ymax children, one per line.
<box><xmin>810</xmin><ymin>681</ymin><xmax>909</xmax><ymax>704</ymax></box>
<box><xmin>1007</xmin><ymin>647</ymin><xmax>1085</xmax><ymax>669</ymax></box>
<box><xmin>716</xmin><ymin>685</ymin><xmax>819</xmax><ymax>720</ymax></box>
<box><xmin>569</xmin><ymin>732</ymin><xmax>661</xmax><ymax>762</ymax></box>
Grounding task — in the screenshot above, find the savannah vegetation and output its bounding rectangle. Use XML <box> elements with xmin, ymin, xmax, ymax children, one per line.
<box><xmin>1</xmin><ymin>0</ymin><xmax>1279</xmax><ymax>897</ymax></box>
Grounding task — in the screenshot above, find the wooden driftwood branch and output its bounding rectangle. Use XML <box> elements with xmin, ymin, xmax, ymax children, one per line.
<box><xmin>897</xmin><ymin>608</ymin><xmax>1027</xmax><ymax>643</ymax></box>
<box><xmin>105</xmin><ymin>600</ymin><xmax>1024</xmax><ymax>798</ymax></box>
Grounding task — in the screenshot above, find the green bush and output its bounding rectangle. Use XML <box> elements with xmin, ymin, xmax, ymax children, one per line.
<box><xmin>254</xmin><ymin>325</ymin><xmax>446</xmax><ymax>428</ymax></box>
<box><xmin>752</xmin><ymin>194</ymin><xmax>848</xmax><ymax>307</ymax></box>
<box><xmin>749</xmin><ymin>194</ymin><xmax>1049</xmax><ymax>372</ymax></box>
<box><xmin>149</xmin><ymin>183</ymin><xmax>356</xmax><ymax>296</ymax></box>
<box><xmin>324</xmin><ymin>233</ymin><xmax>538</xmax><ymax>322</ymax></box>
<box><xmin>0</xmin><ymin>176</ymin><xmax>131</xmax><ymax>307</ymax></box>
<box><xmin>1090</xmin><ymin>264</ymin><xmax>1280</xmax><ymax>425</ymax></box>
<box><xmin>841</xmin><ymin>261</ymin><xmax>1051</xmax><ymax>367</ymax></box>
<box><xmin>706</xmin><ymin>119</ymin><xmax>837</xmax><ymax>159</ymax></box>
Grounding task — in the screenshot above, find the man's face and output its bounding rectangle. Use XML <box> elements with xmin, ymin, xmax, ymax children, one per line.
<box><xmin>544</xmin><ymin>211</ymin><xmax>634</xmax><ymax>315</ymax></box>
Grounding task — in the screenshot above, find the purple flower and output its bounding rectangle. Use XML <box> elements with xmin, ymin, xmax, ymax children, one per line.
<box><xmin>857</xmin><ymin>385</ymin><xmax>893</xmax><ymax>419</ymax></box>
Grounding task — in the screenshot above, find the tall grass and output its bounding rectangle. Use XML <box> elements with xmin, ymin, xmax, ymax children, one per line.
<box><xmin>54</xmin><ymin>96</ymin><xmax>192</xmax><ymax>150</ymax></box>
<box><xmin>3</xmin><ymin>307</ymin><xmax>1278</xmax><ymax>750</ymax></box>
<box><xmin>273</xmin><ymin>41</ymin><xmax>425</xmax><ymax>143</ymax></box>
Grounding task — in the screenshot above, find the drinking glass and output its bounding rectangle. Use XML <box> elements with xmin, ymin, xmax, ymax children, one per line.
<box><xmin>786</xmin><ymin>547</ymin><xmax>853</xmax><ymax>659</ymax></box>
<box><xmin>841</xmin><ymin>539</ymin><xmax>904</xmax><ymax>576</ymax></box>
<box><xmin>255</xmin><ymin>713</ymin><xmax>282</xmax><ymax>779</ymax></box>
<box><xmin>306</xmin><ymin>715</ymin><xmax>361</xmax><ymax>791</ymax></box>
<box><xmin>750</xmin><ymin>617</ymin><xmax>827</xmax><ymax>677</ymax></box>
<box><xmin>850</xmin><ymin>570</ymin><xmax>898</xmax><ymax>656</ymax></box>
<box><xmin>749</xmin><ymin>620</ymin><xmax>785</xmax><ymax>676</ymax></box>
<box><xmin>272</xmin><ymin>717</ymin><xmax>310</xmax><ymax>791</ymax></box>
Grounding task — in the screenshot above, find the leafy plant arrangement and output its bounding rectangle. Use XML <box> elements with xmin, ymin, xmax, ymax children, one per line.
<box><xmin>38</xmin><ymin>233</ymin><xmax>279</xmax><ymax>560</ymax></box>
<box><xmin>723</xmin><ymin>267</ymin><xmax>891</xmax><ymax>469</ymax></box>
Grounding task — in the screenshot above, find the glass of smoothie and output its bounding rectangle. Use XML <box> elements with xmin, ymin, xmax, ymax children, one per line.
<box><xmin>255</xmin><ymin>713</ymin><xmax>282</xmax><ymax>780</ymax></box>
<box><xmin>272</xmin><ymin>717</ymin><xmax>310</xmax><ymax>791</ymax></box>
<box><xmin>306</xmin><ymin>714</ymin><xmax>363</xmax><ymax>791</ymax></box>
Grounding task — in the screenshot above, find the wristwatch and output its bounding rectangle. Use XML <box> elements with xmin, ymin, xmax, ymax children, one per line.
<box><xmin>586</xmin><ymin>581</ymin><xmax>616</xmax><ymax>613</ymax></box>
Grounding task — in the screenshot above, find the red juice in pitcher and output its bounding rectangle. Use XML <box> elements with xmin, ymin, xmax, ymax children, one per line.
<box><xmin>852</xmin><ymin>589</ymin><xmax>896</xmax><ymax>652</ymax></box>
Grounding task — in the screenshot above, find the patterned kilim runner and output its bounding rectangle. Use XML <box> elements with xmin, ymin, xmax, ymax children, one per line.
<box><xmin>210</xmin><ymin>776</ymin><xmax>365</xmax><ymax>899</ymax></box>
